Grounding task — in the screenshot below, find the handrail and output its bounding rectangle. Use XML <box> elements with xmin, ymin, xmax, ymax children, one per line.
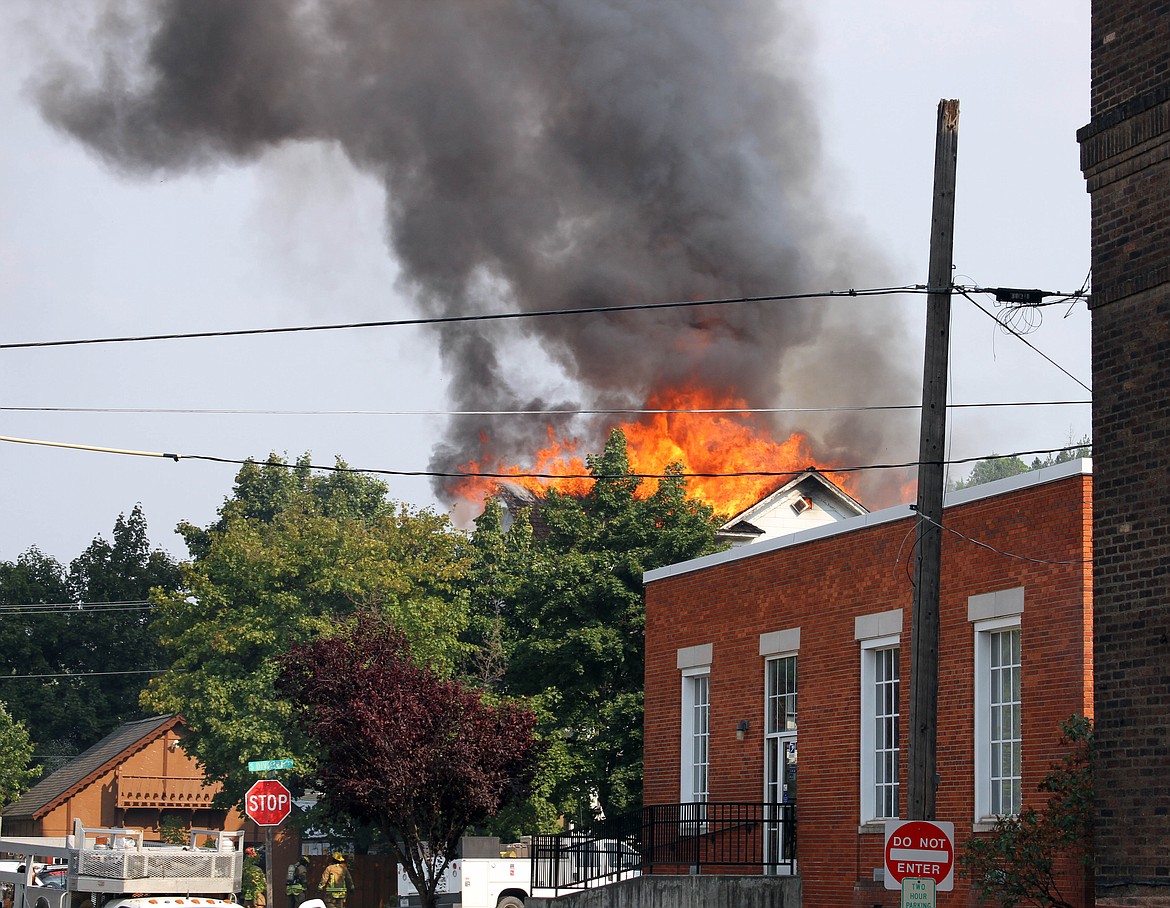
<box><xmin>531</xmin><ymin>801</ymin><xmax>796</xmax><ymax>894</ymax></box>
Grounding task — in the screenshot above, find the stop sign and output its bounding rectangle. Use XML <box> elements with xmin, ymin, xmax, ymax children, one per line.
<box><xmin>884</xmin><ymin>819</ymin><xmax>954</xmax><ymax>891</ymax></box>
<box><xmin>245</xmin><ymin>779</ymin><xmax>292</xmax><ymax>826</ymax></box>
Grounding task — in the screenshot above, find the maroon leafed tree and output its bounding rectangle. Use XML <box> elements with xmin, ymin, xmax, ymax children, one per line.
<box><xmin>277</xmin><ymin>611</ymin><xmax>539</xmax><ymax>908</ymax></box>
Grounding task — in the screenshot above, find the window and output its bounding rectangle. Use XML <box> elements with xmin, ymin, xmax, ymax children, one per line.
<box><xmin>764</xmin><ymin>653</ymin><xmax>797</xmax><ymax>872</ymax></box>
<box><xmin>677</xmin><ymin>643</ymin><xmax>713</xmax><ymax>805</ymax></box>
<box><xmin>970</xmin><ymin>588</ymin><xmax>1024</xmax><ymax>822</ymax></box>
<box><xmin>682</xmin><ymin>671</ymin><xmax>710</xmax><ymax>804</ymax></box>
<box><xmin>856</xmin><ymin>609</ymin><xmax>902</xmax><ymax>825</ymax></box>
<box><xmin>765</xmin><ymin>655</ymin><xmax>798</xmax><ymax>740</ymax></box>
<box><xmin>985</xmin><ymin>626</ymin><xmax>1022</xmax><ymax>816</ymax></box>
<box><xmin>862</xmin><ymin>645</ymin><xmax>900</xmax><ymax>821</ymax></box>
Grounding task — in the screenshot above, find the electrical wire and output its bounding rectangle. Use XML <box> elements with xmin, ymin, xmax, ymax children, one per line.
<box><xmin>0</xmin><ymin>669</ymin><xmax>167</xmax><ymax>680</ymax></box>
<box><xmin>0</xmin><ymin>603</ymin><xmax>154</xmax><ymax>615</ymax></box>
<box><xmin>914</xmin><ymin>511</ymin><xmax>1090</xmax><ymax>565</ymax></box>
<box><xmin>0</xmin><ymin>432</ymin><xmax>1091</xmax><ymax>482</ymax></box>
<box><xmin>958</xmin><ymin>288</ymin><xmax>1092</xmax><ymax>393</ymax></box>
<box><xmin>0</xmin><ymin>285</ymin><xmax>928</xmax><ymax>351</ymax></box>
<box><xmin>0</xmin><ymin>400</ymin><xmax>1092</xmax><ymax>417</ymax></box>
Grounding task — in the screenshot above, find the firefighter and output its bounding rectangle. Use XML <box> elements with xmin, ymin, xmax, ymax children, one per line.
<box><xmin>318</xmin><ymin>853</ymin><xmax>353</xmax><ymax>908</ymax></box>
<box><xmin>285</xmin><ymin>856</ymin><xmax>309</xmax><ymax>908</ymax></box>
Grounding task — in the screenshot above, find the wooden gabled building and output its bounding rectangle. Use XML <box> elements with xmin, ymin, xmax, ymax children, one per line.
<box><xmin>1</xmin><ymin>715</ymin><xmax>242</xmax><ymax>838</ymax></box>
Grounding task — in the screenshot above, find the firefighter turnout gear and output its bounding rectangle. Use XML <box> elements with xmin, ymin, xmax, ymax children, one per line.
<box><xmin>318</xmin><ymin>856</ymin><xmax>353</xmax><ymax>908</ymax></box>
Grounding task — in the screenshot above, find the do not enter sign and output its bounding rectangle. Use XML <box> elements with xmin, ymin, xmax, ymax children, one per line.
<box><xmin>884</xmin><ymin>819</ymin><xmax>954</xmax><ymax>891</ymax></box>
<box><xmin>245</xmin><ymin>779</ymin><xmax>292</xmax><ymax>826</ymax></box>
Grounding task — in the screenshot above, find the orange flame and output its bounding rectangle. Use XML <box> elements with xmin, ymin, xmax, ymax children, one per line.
<box><xmin>452</xmin><ymin>385</ymin><xmax>856</xmax><ymax>516</ymax></box>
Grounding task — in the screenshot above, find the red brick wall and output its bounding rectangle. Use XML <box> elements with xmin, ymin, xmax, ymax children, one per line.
<box><xmin>1079</xmin><ymin>2</ymin><xmax>1170</xmax><ymax>900</ymax></box>
<box><xmin>644</xmin><ymin>470</ymin><xmax>1093</xmax><ymax>908</ymax></box>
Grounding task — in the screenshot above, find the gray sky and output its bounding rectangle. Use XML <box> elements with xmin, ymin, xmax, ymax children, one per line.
<box><xmin>0</xmin><ymin>1</ymin><xmax>1091</xmax><ymax>564</ymax></box>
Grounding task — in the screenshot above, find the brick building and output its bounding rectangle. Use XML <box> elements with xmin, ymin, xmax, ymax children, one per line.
<box><xmin>1078</xmin><ymin>2</ymin><xmax>1170</xmax><ymax>905</ymax></box>
<box><xmin>643</xmin><ymin>461</ymin><xmax>1094</xmax><ymax>907</ymax></box>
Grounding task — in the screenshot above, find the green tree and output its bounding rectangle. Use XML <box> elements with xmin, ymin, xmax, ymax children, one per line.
<box><xmin>61</xmin><ymin>505</ymin><xmax>181</xmax><ymax>744</ymax></box>
<box><xmin>470</xmin><ymin>430</ymin><xmax>725</xmax><ymax>822</ymax></box>
<box><xmin>961</xmin><ymin>716</ymin><xmax>1094</xmax><ymax>908</ymax></box>
<box><xmin>952</xmin><ymin>435</ymin><xmax>1092</xmax><ymax>491</ymax></box>
<box><xmin>0</xmin><ymin>508</ymin><xmax>177</xmax><ymax>762</ymax></box>
<box><xmin>278</xmin><ymin>613</ymin><xmax>540</xmax><ymax>908</ymax></box>
<box><xmin>0</xmin><ymin>547</ymin><xmax>72</xmax><ymax>749</ymax></box>
<box><xmin>0</xmin><ymin>700</ymin><xmax>40</xmax><ymax>806</ymax></box>
<box><xmin>143</xmin><ymin>454</ymin><xmax>473</xmax><ymax>805</ymax></box>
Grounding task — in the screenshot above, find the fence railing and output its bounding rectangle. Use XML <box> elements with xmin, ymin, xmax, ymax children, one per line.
<box><xmin>642</xmin><ymin>801</ymin><xmax>796</xmax><ymax>876</ymax></box>
<box><xmin>531</xmin><ymin>801</ymin><xmax>796</xmax><ymax>894</ymax></box>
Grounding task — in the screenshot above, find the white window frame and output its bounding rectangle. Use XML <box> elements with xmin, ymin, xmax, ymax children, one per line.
<box><xmin>761</xmin><ymin>633</ymin><xmax>799</xmax><ymax>877</ymax></box>
<box><xmin>677</xmin><ymin>643</ymin><xmax>713</xmax><ymax>805</ymax></box>
<box><xmin>681</xmin><ymin>669</ymin><xmax>710</xmax><ymax>804</ymax></box>
<box><xmin>970</xmin><ymin>588</ymin><xmax>1024</xmax><ymax>826</ymax></box>
<box><xmin>856</xmin><ymin>608</ymin><xmax>903</xmax><ymax>827</ymax></box>
<box><xmin>860</xmin><ymin>636</ymin><xmax>901</xmax><ymax>824</ymax></box>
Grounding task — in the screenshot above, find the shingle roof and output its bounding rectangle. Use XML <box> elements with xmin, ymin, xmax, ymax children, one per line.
<box><xmin>1</xmin><ymin>715</ymin><xmax>180</xmax><ymax>820</ymax></box>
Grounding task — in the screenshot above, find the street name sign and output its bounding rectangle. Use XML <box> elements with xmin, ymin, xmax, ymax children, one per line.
<box><xmin>248</xmin><ymin>759</ymin><xmax>294</xmax><ymax>772</ymax></box>
<box><xmin>884</xmin><ymin>819</ymin><xmax>954</xmax><ymax>891</ymax></box>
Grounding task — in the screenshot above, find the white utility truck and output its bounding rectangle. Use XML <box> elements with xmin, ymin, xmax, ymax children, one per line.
<box><xmin>0</xmin><ymin>820</ymin><xmax>244</xmax><ymax>908</ymax></box>
<box><xmin>397</xmin><ymin>835</ymin><xmax>639</xmax><ymax>908</ymax></box>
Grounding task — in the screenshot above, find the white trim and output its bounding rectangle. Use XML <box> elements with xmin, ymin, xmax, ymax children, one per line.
<box><xmin>973</xmin><ymin>617</ymin><xmax>1022</xmax><ymax>822</ymax></box>
<box><xmin>859</xmin><ymin>635</ymin><xmax>901</xmax><ymax>824</ymax></box>
<box><xmin>760</xmin><ymin>627</ymin><xmax>801</xmax><ymax>657</ymax></box>
<box><xmin>680</xmin><ymin>669</ymin><xmax>711</xmax><ymax>804</ymax></box>
<box><xmin>644</xmin><ymin>459</ymin><xmax>1091</xmax><ymax>584</ymax></box>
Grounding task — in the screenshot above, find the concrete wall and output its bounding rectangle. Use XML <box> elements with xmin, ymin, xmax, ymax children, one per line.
<box><xmin>527</xmin><ymin>875</ymin><xmax>800</xmax><ymax>908</ymax></box>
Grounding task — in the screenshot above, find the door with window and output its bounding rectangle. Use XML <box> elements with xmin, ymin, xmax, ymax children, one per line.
<box><xmin>764</xmin><ymin>655</ymin><xmax>797</xmax><ymax>873</ymax></box>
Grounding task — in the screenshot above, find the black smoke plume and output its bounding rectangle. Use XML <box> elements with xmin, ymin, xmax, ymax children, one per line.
<box><xmin>30</xmin><ymin>0</ymin><xmax>916</xmax><ymax>508</ymax></box>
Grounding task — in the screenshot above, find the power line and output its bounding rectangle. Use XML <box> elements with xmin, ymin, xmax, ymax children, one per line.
<box><xmin>958</xmin><ymin>288</ymin><xmax>1092</xmax><ymax>393</ymax></box>
<box><xmin>0</xmin><ymin>669</ymin><xmax>167</xmax><ymax>680</ymax></box>
<box><xmin>0</xmin><ymin>400</ymin><xmax>1092</xmax><ymax>417</ymax></box>
<box><xmin>0</xmin><ymin>603</ymin><xmax>154</xmax><ymax>615</ymax></box>
<box><xmin>0</xmin><ymin>432</ymin><xmax>1091</xmax><ymax>482</ymax></box>
<box><xmin>0</xmin><ymin>285</ymin><xmax>928</xmax><ymax>351</ymax></box>
<box><xmin>915</xmin><ymin>511</ymin><xmax>1090</xmax><ymax>565</ymax></box>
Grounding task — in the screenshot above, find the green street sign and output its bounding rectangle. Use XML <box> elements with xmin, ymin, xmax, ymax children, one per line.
<box><xmin>248</xmin><ymin>759</ymin><xmax>294</xmax><ymax>772</ymax></box>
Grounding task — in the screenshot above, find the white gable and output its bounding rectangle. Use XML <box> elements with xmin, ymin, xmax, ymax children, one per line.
<box><xmin>717</xmin><ymin>471</ymin><xmax>867</xmax><ymax>547</ymax></box>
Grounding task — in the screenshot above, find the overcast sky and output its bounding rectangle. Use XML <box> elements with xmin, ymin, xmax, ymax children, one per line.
<box><xmin>0</xmin><ymin>1</ymin><xmax>1091</xmax><ymax>565</ymax></box>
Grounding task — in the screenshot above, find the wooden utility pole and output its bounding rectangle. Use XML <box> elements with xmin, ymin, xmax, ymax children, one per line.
<box><xmin>908</xmin><ymin>99</ymin><xmax>959</xmax><ymax>821</ymax></box>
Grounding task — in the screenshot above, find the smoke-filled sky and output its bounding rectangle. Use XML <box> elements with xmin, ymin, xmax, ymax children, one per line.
<box><xmin>1</xmin><ymin>1</ymin><xmax>1091</xmax><ymax>562</ymax></box>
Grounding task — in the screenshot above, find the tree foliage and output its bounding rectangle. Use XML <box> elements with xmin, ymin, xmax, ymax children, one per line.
<box><xmin>0</xmin><ymin>700</ymin><xmax>40</xmax><ymax>806</ymax></box>
<box><xmin>143</xmin><ymin>454</ymin><xmax>473</xmax><ymax>805</ymax></box>
<box><xmin>961</xmin><ymin>716</ymin><xmax>1094</xmax><ymax>908</ymax></box>
<box><xmin>0</xmin><ymin>506</ymin><xmax>178</xmax><ymax>763</ymax></box>
<box><xmin>951</xmin><ymin>436</ymin><xmax>1092</xmax><ymax>491</ymax></box>
<box><xmin>278</xmin><ymin>612</ymin><xmax>539</xmax><ymax>908</ymax></box>
<box><xmin>468</xmin><ymin>429</ymin><xmax>725</xmax><ymax>823</ymax></box>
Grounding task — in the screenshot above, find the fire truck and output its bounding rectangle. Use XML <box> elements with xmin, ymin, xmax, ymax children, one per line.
<box><xmin>0</xmin><ymin>820</ymin><xmax>244</xmax><ymax>908</ymax></box>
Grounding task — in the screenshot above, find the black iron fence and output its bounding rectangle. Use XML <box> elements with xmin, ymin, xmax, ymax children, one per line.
<box><xmin>531</xmin><ymin>801</ymin><xmax>796</xmax><ymax>894</ymax></box>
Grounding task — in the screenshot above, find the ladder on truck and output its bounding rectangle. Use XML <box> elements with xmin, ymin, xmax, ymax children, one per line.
<box><xmin>0</xmin><ymin>819</ymin><xmax>244</xmax><ymax>908</ymax></box>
